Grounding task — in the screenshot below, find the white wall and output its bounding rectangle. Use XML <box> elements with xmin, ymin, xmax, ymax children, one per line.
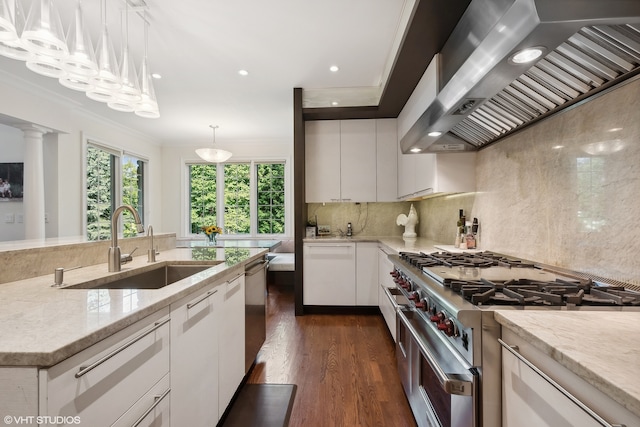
<box><xmin>0</xmin><ymin>75</ymin><xmax>163</xmax><ymax>241</ymax></box>
<box><xmin>161</xmin><ymin>140</ymin><xmax>294</xmax><ymax>238</ymax></box>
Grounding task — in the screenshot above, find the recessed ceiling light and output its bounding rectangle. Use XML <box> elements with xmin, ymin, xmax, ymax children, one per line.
<box><xmin>329</xmin><ymin>65</ymin><xmax>339</xmax><ymax>72</ymax></box>
<box><xmin>552</xmin><ymin>145</ymin><xmax>564</xmax><ymax>150</ymax></box>
<box><xmin>509</xmin><ymin>47</ymin><xmax>545</xmax><ymax>64</ymax></box>
<box><xmin>410</xmin><ymin>148</ymin><xmax>422</xmax><ymax>153</ymax></box>
<box><xmin>151</xmin><ymin>73</ymin><xmax>162</xmax><ymax>79</ymax></box>
<box><xmin>238</xmin><ymin>69</ymin><xmax>249</xmax><ymax>76</ymax></box>
<box><xmin>331</xmin><ymin>101</ymin><xmax>339</xmax><ymax>106</ymax></box>
<box><xmin>427</xmin><ymin>131</ymin><xmax>442</xmax><ymax>137</ymax></box>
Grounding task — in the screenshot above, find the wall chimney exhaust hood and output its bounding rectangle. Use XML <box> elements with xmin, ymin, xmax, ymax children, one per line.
<box><xmin>399</xmin><ymin>0</ymin><xmax>640</xmax><ymax>154</ymax></box>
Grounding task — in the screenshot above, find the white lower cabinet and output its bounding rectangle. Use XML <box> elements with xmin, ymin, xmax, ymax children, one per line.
<box><xmin>501</xmin><ymin>329</ymin><xmax>638</xmax><ymax>427</ymax></box>
<box><xmin>377</xmin><ymin>247</ymin><xmax>397</xmax><ymax>341</ymax></box>
<box><xmin>112</xmin><ymin>374</ymin><xmax>171</xmax><ymax>427</ymax></box>
<box><xmin>303</xmin><ymin>242</ymin><xmax>356</xmax><ymax>305</ymax></box>
<box><xmin>219</xmin><ymin>273</ymin><xmax>246</xmax><ymax>412</ymax></box>
<box><xmin>170</xmin><ymin>281</ymin><xmax>223</xmax><ymax>426</ymax></box>
<box><xmin>356</xmin><ymin>242</ymin><xmax>378</xmax><ymax>305</ymax></box>
<box><xmin>39</xmin><ymin>308</ymin><xmax>171</xmax><ymax>427</ymax></box>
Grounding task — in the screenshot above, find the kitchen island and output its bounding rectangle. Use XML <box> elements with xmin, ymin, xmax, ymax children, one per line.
<box><xmin>0</xmin><ymin>243</ymin><xmax>274</xmax><ymax>426</ymax></box>
<box><xmin>496</xmin><ymin>310</ymin><xmax>640</xmax><ymax>426</ymax></box>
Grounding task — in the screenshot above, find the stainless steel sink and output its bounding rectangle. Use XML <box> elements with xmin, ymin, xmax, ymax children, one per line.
<box><xmin>64</xmin><ymin>262</ymin><xmax>222</xmax><ymax>290</ymax></box>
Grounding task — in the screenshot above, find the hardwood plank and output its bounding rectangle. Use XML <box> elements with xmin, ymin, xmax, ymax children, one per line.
<box><xmin>247</xmin><ymin>284</ymin><xmax>416</xmax><ymax>427</ymax></box>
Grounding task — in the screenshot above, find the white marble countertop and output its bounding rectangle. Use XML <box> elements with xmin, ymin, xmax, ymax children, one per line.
<box><xmin>495</xmin><ymin>311</ymin><xmax>640</xmax><ymax>419</ymax></box>
<box><xmin>0</xmin><ymin>247</ymin><xmax>267</xmax><ymax>367</ymax></box>
<box><xmin>303</xmin><ymin>236</ymin><xmax>442</xmax><ymax>254</ymax></box>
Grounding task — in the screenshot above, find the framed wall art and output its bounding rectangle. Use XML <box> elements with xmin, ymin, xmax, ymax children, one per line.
<box><xmin>0</xmin><ymin>163</ymin><xmax>23</xmax><ymax>201</ymax></box>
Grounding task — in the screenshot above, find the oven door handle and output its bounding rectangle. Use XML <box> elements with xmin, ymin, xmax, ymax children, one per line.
<box><xmin>397</xmin><ymin>309</ymin><xmax>474</xmax><ymax>396</ymax></box>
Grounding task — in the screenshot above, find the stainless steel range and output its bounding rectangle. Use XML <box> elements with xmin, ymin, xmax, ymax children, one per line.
<box><xmin>388</xmin><ymin>251</ymin><xmax>640</xmax><ymax>427</ymax></box>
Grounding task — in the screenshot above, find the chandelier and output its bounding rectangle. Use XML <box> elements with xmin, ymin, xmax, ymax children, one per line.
<box><xmin>0</xmin><ymin>0</ymin><xmax>159</xmax><ymax>118</ymax></box>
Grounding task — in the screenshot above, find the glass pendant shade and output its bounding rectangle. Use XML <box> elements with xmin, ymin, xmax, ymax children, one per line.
<box><xmin>26</xmin><ymin>53</ymin><xmax>65</xmax><ymax>78</ymax></box>
<box><xmin>21</xmin><ymin>0</ymin><xmax>68</xmax><ymax>59</ymax></box>
<box><xmin>59</xmin><ymin>71</ymin><xmax>91</xmax><ymax>91</ymax></box>
<box><xmin>134</xmin><ymin>59</ymin><xmax>159</xmax><ymax>118</ymax></box>
<box><xmin>195</xmin><ymin>147</ymin><xmax>233</xmax><ymax>163</ymax></box>
<box><xmin>108</xmin><ymin>7</ymin><xmax>140</xmax><ymax>112</ymax></box>
<box><xmin>62</xmin><ymin>0</ymin><xmax>97</xmax><ymax>78</ymax></box>
<box><xmin>87</xmin><ymin>0</ymin><xmax>120</xmax><ymax>103</ymax></box>
<box><xmin>196</xmin><ymin>126</ymin><xmax>232</xmax><ymax>163</ymax></box>
<box><xmin>0</xmin><ymin>0</ymin><xmax>18</xmax><ymax>42</ymax></box>
<box><xmin>0</xmin><ymin>0</ymin><xmax>29</xmax><ymax>61</ymax></box>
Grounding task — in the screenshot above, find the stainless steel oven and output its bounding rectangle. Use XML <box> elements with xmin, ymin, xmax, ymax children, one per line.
<box><xmin>396</xmin><ymin>307</ymin><xmax>478</xmax><ymax>427</ymax></box>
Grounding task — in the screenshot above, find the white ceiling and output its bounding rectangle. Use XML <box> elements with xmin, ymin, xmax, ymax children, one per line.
<box><xmin>0</xmin><ymin>0</ymin><xmax>413</xmax><ymax>146</ymax></box>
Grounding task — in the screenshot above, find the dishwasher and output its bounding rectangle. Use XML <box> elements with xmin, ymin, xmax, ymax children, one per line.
<box><xmin>244</xmin><ymin>256</ymin><xmax>268</xmax><ymax>373</ymax></box>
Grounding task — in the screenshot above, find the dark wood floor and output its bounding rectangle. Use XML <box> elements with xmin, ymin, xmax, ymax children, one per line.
<box><xmin>246</xmin><ymin>283</ymin><xmax>417</xmax><ymax>427</ymax></box>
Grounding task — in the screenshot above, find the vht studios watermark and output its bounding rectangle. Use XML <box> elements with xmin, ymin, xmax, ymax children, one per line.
<box><xmin>3</xmin><ymin>415</ymin><xmax>81</xmax><ymax>425</ymax></box>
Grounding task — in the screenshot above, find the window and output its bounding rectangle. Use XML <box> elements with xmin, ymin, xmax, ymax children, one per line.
<box><xmin>187</xmin><ymin>161</ymin><xmax>286</xmax><ymax>237</ymax></box>
<box><xmin>85</xmin><ymin>142</ymin><xmax>147</xmax><ymax>240</ymax></box>
<box><xmin>189</xmin><ymin>164</ymin><xmax>217</xmax><ymax>234</ymax></box>
<box><xmin>224</xmin><ymin>164</ymin><xmax>251</xmax><ymax>234</ymax></box>
<box><xmin>257</xmin><ymin>163</ymin><xmax>285</xmax><ymax>234</ymax></box>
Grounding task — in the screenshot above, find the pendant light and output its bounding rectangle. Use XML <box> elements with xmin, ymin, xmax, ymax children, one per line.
<box><xmin>196</xmin><ymin>125</ymin><xmax>232</xmax><ymax>163</ymax></box>
<box><xmin>0</xmin><ymin>0</ymin><xmax>17</xmax><ymax>42</ymax></box>
<box><xmin>134</xmin><ymin>13</ymin><xmax>159</xmax><ymax>118</ymax></box>
<box><xmin>108</xmin><ymin>3</ymin><xmax>140</xmax><ymax>112</ymax></box>
<box><xmin>0</xmin><ymin>0</ymin><xmax>29</xmax><ymax>61</ymax></box>
<box><xmin>59</xmin><ymin>0</ymin><xmax>96</xmax><ymax>91</ymax></box>
<box><xmin>21</xmin><ymin>0</ymin><xmax>67</xmax><ymax>58</ymax></box>
<box><xmin>86</xmin><ymin>0</ymin><xmax>120</xmax><ymax>103</ymax></box>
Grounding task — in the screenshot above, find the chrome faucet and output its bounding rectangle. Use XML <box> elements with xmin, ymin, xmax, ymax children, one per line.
<box><xmin>147</xmin><ymin>225</ymin><xmax>157</xmax><ymax>262</ymax></box>
<box><xmin>108</xmin><ymin>205</ymin><xmax>144</xmax><ymax>272</ymax></box>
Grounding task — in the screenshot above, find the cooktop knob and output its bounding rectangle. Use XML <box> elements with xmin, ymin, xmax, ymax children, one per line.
<box><xmin>430</xmin><ymin>312</ymin><xmax>445</xmax><ymax>323</ymax></box>
<box><xmin>415</xmin><ymin>299</ymin><xmax>427</xmax><ymax>311</ymax></box>
<box><xmin>408</xmin><ymin>291</ymin><xmax>419</xmax><ymax>301</ymax></box>
<box><xmin>437</xmin><ymin>319</ymin><xmax>456</xmax><ymax>337</ymax></box>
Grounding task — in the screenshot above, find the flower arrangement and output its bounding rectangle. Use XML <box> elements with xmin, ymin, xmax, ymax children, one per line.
<box><xmin>201</xmin><ymin>225</ymin><xmax>223</xmax><ymax>245</ymax></box>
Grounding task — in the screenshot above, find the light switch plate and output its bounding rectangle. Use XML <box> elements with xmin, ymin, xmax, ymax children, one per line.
<box><xmin>4</xmin><ymin>213</ymin><xmax>14</xmax><ymax>223</ymax></box>
<box><xmin>16</xmin><ymin>213</ymin><xmax>23</xmax><ymax>223</ymax></box>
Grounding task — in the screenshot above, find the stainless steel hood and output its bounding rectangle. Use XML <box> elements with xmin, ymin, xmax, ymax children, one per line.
<box><xmin>400</xmin><ymin>0</ymin><xmax>640</xmax><ymax>153</ymax></box>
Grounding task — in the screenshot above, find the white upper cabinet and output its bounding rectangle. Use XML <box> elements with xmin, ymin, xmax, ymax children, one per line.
<box><xmin>340</xmin><ymin>120</ymin><xmax>377</xmax><ymax>202</ymax></box>
<box><xmin>398</xmin><ymin>151</ymin><xmax>476</xmax><ymax>199</ymax></box>
<box><xmin>305</xmin><ymin>120</ymin><xmax>341</xmax><ymax>202</ymax></box>
<box><xmin>305</xmin><ymin>119</ymin><xmax>398</xmax><ymax>203</ymax></box>
<box><xmin>376</xmin><ymin>119</ymin><xmax>398</xmax><ymax>202</ymax></box>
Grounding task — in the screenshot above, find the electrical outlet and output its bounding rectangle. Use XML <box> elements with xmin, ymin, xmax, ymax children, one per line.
<box><xmin>45</xmin><ymin>212</ymin><xmax>49</xmax><ymax>223</ymax></box>
<box><xmin>4</xmin><ymin>213</ymin><xmax>14</xmax><ymax>223</ymax></box>
<box><xmin>16</xmin><ymin>213</ymin><xmax>23</xmax><ymax>223</ymax></box>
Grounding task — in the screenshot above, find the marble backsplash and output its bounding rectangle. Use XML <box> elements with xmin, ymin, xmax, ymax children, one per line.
<box><xmin>307</xmin><ymin>202</ymin><xmax>412</xmax><ymax>237</ymax></box>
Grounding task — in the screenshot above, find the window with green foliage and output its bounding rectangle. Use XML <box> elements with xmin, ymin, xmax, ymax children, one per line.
<box><xmin>257</xmin><ymin>163</ymin><xmax>285</xmax><ymax>234</ymax></box>
<box><xmin>86</xmin><ymin>145</ymin><xmax>115</xmax><ymax>240</ymax></box>
<box><xmin>188</xmin><ymin>161</ymin><xmax>286</xmax><ymax>237</ymax></box>
<box><xmin>86</xmin><ymin>144</ymin><xmax>147</xmax><ymax>240</ymax></box>
<box><xmin>224</xmin><ymin>164</ymin><xmax>251</xmax><ymax>234</ymax></box>
<box><xmin>189</xmin><ymin>164</ymin><xmax>217</xmax><ymax>234</ymax></box>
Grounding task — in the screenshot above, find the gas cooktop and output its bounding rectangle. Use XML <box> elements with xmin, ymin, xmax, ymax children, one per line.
<box><xmin>397</xmin><ymin>251</ymin><xmax>640</xmax><ymax>308</ymax></box>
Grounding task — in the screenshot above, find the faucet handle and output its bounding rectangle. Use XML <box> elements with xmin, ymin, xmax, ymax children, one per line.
<box><xmin>121</xmin><ymin>247</ymin><xmax>138</xmax><ymax>264</ymax></box>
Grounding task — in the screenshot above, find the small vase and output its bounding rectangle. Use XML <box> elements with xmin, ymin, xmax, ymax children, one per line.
<box><xmin>206</xmin><ymin>233</ymin><xmax>216</xmax><ymax>245</ymax></box>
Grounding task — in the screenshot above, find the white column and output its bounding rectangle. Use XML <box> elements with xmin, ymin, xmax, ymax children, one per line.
<box><xmin>20</xmin><ymin>125</ymin><xmax>49</xmax><ymax>240</ymax></box>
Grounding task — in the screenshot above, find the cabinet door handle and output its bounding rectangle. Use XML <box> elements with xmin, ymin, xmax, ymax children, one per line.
<box><xmin>75</xmin><ymin>318</ymin><xmax>170</xmax><ymax>378</ymax></box>
<box><xmin>187</xmin><ymin>289</ymin><xmax>218</xmax><ymax>310</ymax></box>
<box><xmin>226</xmin><ymin>274</ymin><xmax>243</xmax><ymax>290</ymax></box>
<box><xmin>498</xmin><ymin>339</ymin><xmax>625</xmax><ymax>427</ymax></box>
<box><xmin>131</xmin><ymin>388</ymin><xmax>170</xmax><ymax>427</ymax></box>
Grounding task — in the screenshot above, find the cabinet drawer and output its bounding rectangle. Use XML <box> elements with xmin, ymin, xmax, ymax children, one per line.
<box><xmin>40</xmin><ymin>308</ymin><xmax>170</xmax><ymax>427</ymax></box>
<box><xmin>111</xmin><ymin>373</ymin><xmax>170</xmax><ymax>427</ymax></box>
